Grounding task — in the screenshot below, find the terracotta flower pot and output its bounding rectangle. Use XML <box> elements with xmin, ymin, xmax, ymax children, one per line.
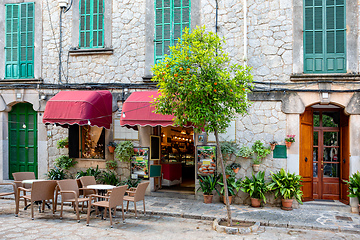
<box><xmin>270</xmin><ymin>144</ymin><xmax>276</xmax><ymax>151</ymax></box>
<box><xmin>203</xmin><ymin>194</ymin><xmax>213</xmax><ymax>204</ymax></box>
<box><xmin>233</xmin><ymin>167</ymin><xmax>239</xmax><ymax>173</ymax></box>
<box><xmin>108</xmin><ymin>146</ymin><xmax>115</xmax><ymax>153</ymax></box>
<box><xmin>281</xmin><ymin>199</ymin><xmax>293</xmax><ymax>210</ymax></box>
<box><xmin>285</xmin><ymin>141</ymin><xmax>292</xmax><ymax>149</ymax></box>
<box><xmin>252</xmin><ymin>164</ymin><xmax>260</xmax><ymax>172</ymax></box>
<box><xmin>223</xmin><ymin>195</ymin><xmax>232</xmax><ymax>205</ymax></box>
<box><xmin>251</xmin><ymin>198</ymin><xmax>261</xmax><ymax>207</ymax></box>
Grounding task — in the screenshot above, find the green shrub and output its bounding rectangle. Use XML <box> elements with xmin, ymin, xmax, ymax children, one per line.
<box><xmin>99</xmin><ymin>171</ymin><xmax>120</xmax><ymax>186</ymax></box>
<box><xmin>75</xmin><ymin>165</ymin><xmax>102</xmax><ymax>180</ymax></box>
<box><xmin>197</xmin><ymin>175</ymin><xmax>220</xmax><ymax>195</ymax></box>
<box><xmin>115</xmin><ymin>141</ymin><xmax>134</xmax><ymax>162</ymax></box>
<box><xmin>54</xmin><ymin>155</ymin><xmax>77</xmax><ymax>170</ymax></box>
<box><xmin>344</xmin><ymin>171</ymin><xmax>360</xmax><ymax>202</ymax></box>
<box><xmin>57</xmin><ymin>137</ymin><xmax>69</xmax><ymax>149</ymax></box>
<box><xmin>47</xmin><ymin>167</ymin><xmax>66</xmax><ymax>180</ymax></box>
<box><xmin>240</xmin><ymin>171</ymin><xmax>268</xmax><ymax>203</ymax></box>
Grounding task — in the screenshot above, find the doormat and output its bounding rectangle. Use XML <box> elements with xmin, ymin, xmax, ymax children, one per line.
<box><xmin>151</xmin><ymin>202</ymin><xmax>169</xmax><ymax>207</ymax></box>
<box><xmin>314</xmin><ymin>199</ymin><xmax>335</xmax><ymax>202</ymax></box>
<box><xmin>335</xmin><ymin>216</ymin><xmax>353</xmax><ymax>221</ymax></box>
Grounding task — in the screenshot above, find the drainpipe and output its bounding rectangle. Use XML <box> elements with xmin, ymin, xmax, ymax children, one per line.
<box><xmin>243</xmin><ymin>0</ymin><xmax>247</xmax><ymax>67</ymax></box>
<box><xmin>215</xmin><ymin>0</ymin><xmax>218</xmax><ymax>34</ymax></box>
<box><xmin>59</xmin><ymin>8</ymin><xmax>64</xmax><ymax>84</ymax></box>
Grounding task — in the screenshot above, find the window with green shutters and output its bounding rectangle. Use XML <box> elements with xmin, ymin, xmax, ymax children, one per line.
<box><xmin>5</xmin><ymin>2</ymin><xmax>34</xmax><ymax>79</ymax></box>
<box><xmin>79</xmin><ymin>0</ymin><xmax>104</xmax><ymax>48</ymax></box>
<box><xmin>154</xmin><ymin>0</ymin><xmax>190</xmax><ymax>63</ymax></box>
<box><xmin>304</xmin><ymin>0</ymin><xmax>346</xmax><ymax>73</ymax></box>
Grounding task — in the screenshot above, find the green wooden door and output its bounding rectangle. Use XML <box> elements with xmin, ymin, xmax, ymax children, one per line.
<box><xmin>9</xmin><ymin>103</ymin><xmax>37</xmax><ymax>179</ymax></box>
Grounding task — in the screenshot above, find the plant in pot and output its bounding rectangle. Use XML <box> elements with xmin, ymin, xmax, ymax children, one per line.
<box><xmin>115</xmin><ymin>141</ymin><xmax>135</xmax><ymax>162</ymax></box>
<box><xmin>105</xmin><ymin>160</ymin><xmax>118</xmax><ymax>170</ymax></box>
<box><xmin>285</xmin><ymin>135</ymin><xmax>295</xmax><ymax>148</ymax></box>
<box><xmin>107</xmin><ymin>141</ymin><xmax>117</xmax><ymax>153</ymax></box>
<box><xmin>197</xmin><ymin>175</ymin><xmax>220</xmax><ymax>204</ymax></box>
<box><xmin>99</xmin><ymin>170</ymin><xmax>120</xmax><ymax>186</ymax></box>
<box><xmin>269</xmin><ymin>141</ymin><xmax>278</xmax><ymax>151</ymax></box>
<box><xmin>240</xmin><ymin>171</ymin><xmax>268</xmax><ymax>207</ymax></box>
<box><xmin>225</xmin><ymin>165</ymin><xmax>236</xmax><ymax>178</ymax></box>
<box><xmin>217</xmin><ymin>175</ymin><xmax>242</xmax><ymax>204</ymax></box>
<box><xmin>75</xmin><ymin>165</ymin><xmax>102</xmax><ymax>180</ymax></box>
<box><xmin>57</xmin><ymin>137</ymin><xmax>69</xmax><ymax>149</ymax></box>
<box><xmin>344</xmin><ymin>171</ymin><xmax>360</xmax><ymax>214</ymax></box>
<box><xmin>251</xmin><ymin>140</ymin><xmax>271</xmax><ymax>172</ymax></box>
<box><xmin>229</xmin><ymin>162</ymin><xmax>241</xmax><ymax>174</ymax></box>
<box><xmin>238</xmin><ymin>146</ymin><xmax>254</xmax><ymax>159</ymax></box>
<box><xmin>268</xmin><ymin>168</ymin><xmax>303</xmax><ymax>210</ymax></box>
<box><xmin>54</xmin><ymin>155</ymin><xmax>77</xmax><ymax>170</ymax></box>
<box><xmin>220</xmin><ymin>140</ymin><xmax>240</xmax><ymax>161</ymax></box>
<box><xmin>47</xmin><ymin>167</ymin><xmax>67</xmax><ymax>180</ymax></box>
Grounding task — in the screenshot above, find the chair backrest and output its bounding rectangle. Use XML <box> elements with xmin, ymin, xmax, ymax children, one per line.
<box><xmin>134</xmin><ymin>182</ymin><xmax>150</xmax><ymax>201</ymax></box>
<box><xmin>79</xmin><ymin>176</ymin><xmax>97</xmax><ymax>196</ymax></box>
<box><xmin>12</xmin><ymin>172</ymin><xmax>35</xmax><ymax>188</ymax></box>
<box><xmin>31</xmin><ymin>180</ymin><xmax>57</xmax><ymax>202</ymax></box>
<box><xmin>57</xmin><ymin>179</ymin><xmax>80</xmax><ymax>201</ymax></box>
<box><xmin>109</xmin><ymin>185</ymin><xmax>128</xmax><ymax>208</ymax></box>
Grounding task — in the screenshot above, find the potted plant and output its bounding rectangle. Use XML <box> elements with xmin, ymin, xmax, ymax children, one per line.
<box><xmin>105</xmin><ymin>160</ymin><xmax>118</xmax><ymax>170</ymax></box>
<box><xmin>197</xmin><ymin>175</ymin><xmax>220</xmax><ymax>203</ymax></box>
<box><xmin>220</xmin><ymin>140</ymin><xmax>240</xmax><ymax>161</ymax></box>
<box><xmin>107</xmin><ymin>141</ymin><xmax>117</xmax><ymax>153</ymax></box>
<box><xmin>268</xmin><ymin>168</ymin><xmax>303</xmax><ymax>210</ymax></box>
<box><xmin>47</xmin><ymin>167</ymin><xmax>67</xmax><ymax>180</ymax></box>
<box><xmin>285</xmin><ymin>135</ymin><xmax>295</xmax><ymax>148</ymax></box>
<box><xmin>229</xmin><ymin>162</ymin><xmax>241</xmax><ymax>173</ymax></box>
<box><xmin>269</xmin><ymin>141</ymin><xmax>278</xmax><ymax>151</ymax></box>
<box><xmin>251</xmin><ymin>140</ymin><xmax>271</xmax><ymax>172</ymax></box>
<box><xmin>75</xmin><ymin>165</ymin><xmax>102</xmax><ymax>180</ymax></box>
<box><xmin>115</xmin><ymin>141</ymin><xmax>135</xmax><ymax>162</ymax></box>
<box><xmin>344</xmin><ymin>171</ymin><xmax>360</xmax><ymax>214</ymax></box>
<box><xmin>99</xmin><ymin>170</ymin><xmax>120</xmax><ymax>186</ymax></box>
<box><xmin>57</xmin><ymin>137</ymin><xmax>69</xmax><ymax>149</ymax></box>
<box><xmin>54</xmin><ymin>155</ymin><xmax>77</xmax><ymax>170</ymax></box>
<box><xmin>225</xmin><ymin>165</ymin><xmax>236</xmax><ymax>178</ymax></box>
<box><xmin>238</xmin><ymin>146</ymin><xmax>254</xmax><ymax>159</ymax></box>
<box><xmin>217</xmin><ymin>175</ymin><xmax>242</xmax><ymax>204</ymax></box>
<box><xmin>240</xmin><ymin>171</ymin><xmax>268</xmax><ymax>207</ymax></box>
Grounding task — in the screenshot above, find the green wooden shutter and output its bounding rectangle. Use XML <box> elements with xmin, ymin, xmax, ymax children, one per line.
<box><xmin>304</xmin><ymin>0</ymin><xmax>346</xmax><ymax>73</ymax></box>
<box><xmin>5</xmin><ymin>3</ymin><xmax>34</xmax><ymax>79</ymax></box>
<box><xmin>154</xmin><ymin>0</ymin><xmax>190</xmax><ymax>63</ymax></box>
<box><xmin>79</xmin><ymin>0</ymin><xmax>104</xmax><ymax>48</ymax></box>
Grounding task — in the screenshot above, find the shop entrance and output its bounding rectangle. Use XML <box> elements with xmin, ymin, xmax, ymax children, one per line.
<box><xmin>160</xmin><ymin>127</ymin><xmax>195</xmax><ymax>193</ymax></box>
<box><xmin>300</xmin><ymin>104</ymin><xmax>349</xmax><ymax>203</ymax></box>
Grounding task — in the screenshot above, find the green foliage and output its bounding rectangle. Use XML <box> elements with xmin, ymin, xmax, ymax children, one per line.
<box><xmin>57</xmin><ymin>137</ymin><xmax>69</xmax><ymax>149</ymax></box>
<box><xmin>229</xmin><ymin>162</ymin><xmax>241</xmax><ymax>170</ymax></box>
<box><xmin>218</xmin><ymin>175</ymin><xmax>242</xmax><ymax>196</ymax></box>
<box><xmin>220</xmin><ymin>141</ymin><xmax>240</xmax><ymax>160</ymax></box>
<box><xmin>240</xmin><ymin>171</ymin><xmax>268</xmax><ymax>203</ymax></box>
<box><xmin>120</xmin><ymin>178</ymin><xmax>142</xmax><ymax>188</ymax></box>
<box><xmin>107</xmin><ymin>141</ymin><xmax>117</xmax><ymax>147</ymax></box>
<box><xmin>225</xmin><ymin>165</ymin><xmax>236</xmax><ymax>177</ymax></box>
<box><xmin>268</xmin><ymin>168</ymin><xmax>303</xmax><ymax>204</ymax></box>
<box><xmin>105</xmin><ymin>160</ymin><xmax>118</xmax><ymax>170</ymax></box>
<box><xmin>252</xmin><ymin>140</ymin><xmax>271</xmax><ymax>162</ymax></box>
<box><xmin>238</xmin><ymin>146</ymin><xmax>254</xmax><ymax>158</ymax></box>
<box><xmin>54</xmin><ymin>155</ymin><xmax>77</xmax><ymax>170</ymax></box>
<box><xmin>285</xmin><ymin>135</ymin><xmax>296</xmax><ymax>143</ymax></box>
<box><xmin>197</xmin><ymin>175</ymin><xmax>220</xmax><ymax>195</ymax></box>
<box><xmin>151</xmin><ymin>26</ymin><xmax>253</xmax><ymax>134</ymax></box>
<box><xmin>47</xmin><ymin>167</ymin><xmax>66</xmax><ymax>180</ymax></box>
<box><xmin>75</xmin><ymin>165</ymin><xmax>102</xmax><ymax>180</ymax></box>
<box><xmin>344</xmin><ymin>171</ymin><xmax>360</xmax><ymax>202</ymax></box>
<box><xmin>99</xmin><ymin>171</ymin><xmax>120</xmax><ymax>186</ymax></box>
<box><xmin>115</xmin><ymin>141</ymin><xmax>134</xmax><ymax>162</ymax></box>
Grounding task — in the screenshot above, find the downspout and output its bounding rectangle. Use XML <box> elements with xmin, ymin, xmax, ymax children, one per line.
<box><xmin>59</xmin><ymin>8</ymin><xmax>64</xmax><ymax>84</ymax></box>
<box><xmin>215</xmin><ymin>0</ymin><xmax>218</xmax><ymax>33</ymax></box>
<box><xmin>243</xmin><ymin>0</ymin><xmax>247</xmax><ymax>67</ymax></box>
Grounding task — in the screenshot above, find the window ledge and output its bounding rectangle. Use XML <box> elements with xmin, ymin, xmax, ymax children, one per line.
<box><xmin>0</xmin><ymin>79</ymin><xmax>43</xmax><ymax>84</ymax></box>
<box><xmin>290</xmin><ymin>73</ymin><xmax>360</xmax><ymax>82</ymax></box>
<box><xmin>69</xmin><ymin>48</ymin><xmax>114</xmax><ymax>56</ymax></box>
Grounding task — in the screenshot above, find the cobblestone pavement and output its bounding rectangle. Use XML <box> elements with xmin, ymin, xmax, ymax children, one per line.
<box><xmin>0</xmin><ymin>198</ymin><xmax>359</xmax><ymax>240</ymax></box>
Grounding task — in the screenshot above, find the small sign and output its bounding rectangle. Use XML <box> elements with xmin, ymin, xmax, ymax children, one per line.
<box><xmin>131</xmin><ymin>174</ymin><xmax>138</xmax><ymax>179</ymax></box>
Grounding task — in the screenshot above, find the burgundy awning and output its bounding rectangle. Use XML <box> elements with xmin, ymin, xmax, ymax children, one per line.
<box><xmin>120</xmin><ymin>91</ymin><xmax>174</xmax><ymax>128</ymax></box>
<box><xmin>43</xmin><ymin>90</ymin><xmax>112</xmax><ymax>129</ymax></box>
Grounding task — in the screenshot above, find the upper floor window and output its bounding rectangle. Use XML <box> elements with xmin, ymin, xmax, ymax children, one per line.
<box><xmin>304</xmin><ymin>0</ymin><xmax>346</xmax><ymax>73</ymax></box>
<box><xmin>79</xmin><ymin>0</ymin><xmax>104</xmax><ymax>48</ymax></box>
<box><xmin>154</xmin><ymin>0</ymin><xmax>190</xmax><ymax>63</ymax></box>
<box><xmin>5</xmin><ymin>2</ymin><xmax>34</xmax><ymax>79</ymax></box>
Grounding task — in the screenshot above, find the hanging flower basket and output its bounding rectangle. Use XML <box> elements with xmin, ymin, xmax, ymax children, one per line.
<box><xmin>285</xmin><ymin>141</ymin><xmax>292</xmax><ymax>149</ymax></box>
<box><xmin>108</xmin><ymin>146</ymin><xmax>115</xmax><ymax>153</ymax></box>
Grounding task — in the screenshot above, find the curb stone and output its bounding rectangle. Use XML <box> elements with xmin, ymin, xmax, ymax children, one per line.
<box><xmin>213</xmin><ymin>218</ymin><xmax>260</xmax><ymax>235</ymax></box>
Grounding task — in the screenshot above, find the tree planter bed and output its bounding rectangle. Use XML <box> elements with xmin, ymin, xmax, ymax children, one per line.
<box><xmin>213</xmin><ymin>218</ymin><xmax>260</xmax><ymax>235</ymax></box>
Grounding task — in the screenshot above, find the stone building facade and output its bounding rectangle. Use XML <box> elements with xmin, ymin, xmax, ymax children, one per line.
<box><xmin>0</xmin><ymin>0</ymin><xmax>359</xmax><ymax>211</ymax></box>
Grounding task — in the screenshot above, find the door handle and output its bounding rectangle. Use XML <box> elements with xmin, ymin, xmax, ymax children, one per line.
<box><xmin>25</xmin><ymin>147</ymin><xmax>28</xmax><ymax>149</ymax></box>
<box><xmin>305</xmin><ymin>157</ymin><xmax>308</xmax><ymax>162</ymax></box>
<box><xmin>343</xmin><ymin>159</ymin><xmax>346</xmax><ymax>164</ymax></box>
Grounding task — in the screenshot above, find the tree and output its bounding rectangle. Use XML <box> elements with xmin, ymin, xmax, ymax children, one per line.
<box><xmin>152</xmin><ymin>26</ymin><xmax>253</xmax><ymax>226</ymax></box>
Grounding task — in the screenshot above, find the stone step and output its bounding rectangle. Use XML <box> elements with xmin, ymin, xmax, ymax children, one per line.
<box><xmin>302</xmin><ymin>200</ymin><xmax>352</xmax><ymax>213</ymax></box>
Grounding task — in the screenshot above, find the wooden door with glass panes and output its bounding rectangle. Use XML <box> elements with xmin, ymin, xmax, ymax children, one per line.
<box><xmin>313</xmin><ymin>110</ymin><xmax>340</xmax><ymax>200</ymax></box>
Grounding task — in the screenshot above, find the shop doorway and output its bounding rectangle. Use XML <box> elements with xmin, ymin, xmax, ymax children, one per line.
<box><xmin>159</xmin><ymin>126</ymin><xmax>195</xmax><ymax>193</ymax></box>
<box><xmin>300</xmin><ymin>104</ymin><xmax>349</xmax><ymax>203</ymax></box>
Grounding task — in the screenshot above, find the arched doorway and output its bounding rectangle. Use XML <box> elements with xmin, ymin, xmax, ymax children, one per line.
<box><xmin>8</xmin><ymin>103</ymin><xmax>38</xmax><ymax>179</ymax></box>
<box><xmin>300</xmin><ymin>104</ymin><xmax>349</xmax><ymax>203</ymax></box>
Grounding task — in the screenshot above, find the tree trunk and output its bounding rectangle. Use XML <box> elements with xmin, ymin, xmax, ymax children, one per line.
<box><xmin>214</xmin><ymin>129</ymin><xmax>232</xmax><ymax>226</ymax></box>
